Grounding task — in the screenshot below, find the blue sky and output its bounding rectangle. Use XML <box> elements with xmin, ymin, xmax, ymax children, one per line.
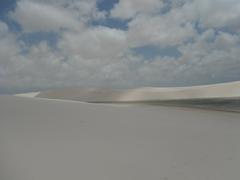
<box><xmin>0</xmin><ymin>0</ymin><xmax>240</xmax><ymax>93</ymax></box>
<box><xmin>95</xmin><ymin>0</ymin><xmax>129</xmax><ymax>29</ymax></box>
<box><xmin>97</xmin><ymin>0</ymin><xmax>119</xmax><ymax>11</ymax></box>
<box><xmin>0</xmin><ymin>0</ymin><xmax>16</xmax><ymax>16</ymax></box>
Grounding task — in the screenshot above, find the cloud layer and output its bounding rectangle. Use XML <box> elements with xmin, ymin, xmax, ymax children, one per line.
<box><xmin>0</xmin><ymin>0</ymin><xmax>240</xmax><ymax>93</ymax></box>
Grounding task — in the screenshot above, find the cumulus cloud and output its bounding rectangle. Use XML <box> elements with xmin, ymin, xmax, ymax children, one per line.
<box><xmin>0</xmin><ymin>0</ymin><xmax>240</xmax><ymax>93</ymax></box>
<box><xmin>127</xmin><ymin>14</ymin><xmax>196</xmax><ymax>47</ymax></box>
<box><xmin>0</xmin><ymin>21</ymin><xmax>9</xmax><ymax>35</ymax></box>
<box><xmin>10</xmin><ymin>0</ymin><xmax>104</xmax><ymax>32</ymax></box>
<box><xmin>10</xmin><ymin>1</ymin><xmax>78</xmax><ymax>32</ymax></box>
<box><xmin>58</xmin><ymin>26</ymin><xmax>127</xmax><ymax>59</ymax></box>
<box><xmin>134</xmin><ymin>30</ymin><xmax>240</xmax><ymax>86</ymax></box>
<box><xmin>0</xmin><ymin>22</ymin><xmax>19</xmax><ymax>66</ymax></box>
<box><xmin>195</xmin><ymin>0</ymin><xmax>240</xmax><ymax>31</ymax></box>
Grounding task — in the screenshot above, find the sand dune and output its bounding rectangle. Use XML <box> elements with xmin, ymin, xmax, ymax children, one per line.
<box><xmin>33</xmin><ymin>81</ymin><xmax>240</xmax><ymax>102</ymax></box>
<box><xmin>1</xmin><ymin>95</ymin><xmax>240</xmax><ymax>180</ymax></box>
<box><xmin>15</xmin><ymin>92</ymin><xmax>40</xmax><ymax>97</ymax></box>
<box><xmin>5</xmin><ymin>82</ymin><xmax>240</xmax><ymax>180</ymax></box>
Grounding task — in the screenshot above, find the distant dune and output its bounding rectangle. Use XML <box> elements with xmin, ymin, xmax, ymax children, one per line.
<box><xmin>31</xmin><ymin>81</ymin><xmax>240</xmax><ymax>102</ymax></box>
<box><xmin>15</xmin><ymin>92</ymin><xmax>40</xmax><ymax>98</ymax></box>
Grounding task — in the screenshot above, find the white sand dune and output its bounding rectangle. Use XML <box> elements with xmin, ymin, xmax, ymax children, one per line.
<box><xmin>1</xmin><ymin>95</ymin><xmax>240</xmax><ymax>180</ymax></box>
<box><xmin>34</xmin><ymin>81</ymin><xmax>240</xmax><ymax>102</ymax></box>
<box><xmin>15</xmin><ymin>92</ymin><xmax>40</xmax><ymax>98</ymax></box>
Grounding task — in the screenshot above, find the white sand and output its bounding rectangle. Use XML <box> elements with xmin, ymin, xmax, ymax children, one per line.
<box><xmin>15</xmin><ymin>92</ymin><xmax>40</xmax><ymax>98</ymax></box>
<box><xmin>36</xmin><ymin>81</ymin><xmax>240</xmax><ymax>102</ymax></box>
<box><xmin>1</xmin><ymin>95</ymin><xmax>240</xmax><ymax>180</ymax></box>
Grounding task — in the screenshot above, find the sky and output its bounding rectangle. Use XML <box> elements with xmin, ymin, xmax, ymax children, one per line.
<box><xmin>0</xmin><ymin>0</ymin><xmax>240</xmax><ymax>93</ymax></box>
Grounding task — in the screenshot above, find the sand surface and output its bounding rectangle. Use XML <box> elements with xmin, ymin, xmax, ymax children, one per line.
<box><xmin>1</xmin><ymin>95</ymin><xmax>240</xmax><ymax>180</ymax></box>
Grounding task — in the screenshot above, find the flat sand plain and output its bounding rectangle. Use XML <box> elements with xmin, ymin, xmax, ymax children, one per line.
<box><xmin>1</xmin><ymin>95</ymin><xmax>240</xmax><ymax>180</ymax></box>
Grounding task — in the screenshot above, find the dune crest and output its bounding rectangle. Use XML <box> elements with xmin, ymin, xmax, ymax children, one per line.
<box><xmin>15</xmin><ymin>92</ymin><xmax>40</xmax><ymax>98</ymax></box>
<box><xmin>32</xmin><ymin>81</ymin><xmax>240</xmax><ymax>102</ymax></box>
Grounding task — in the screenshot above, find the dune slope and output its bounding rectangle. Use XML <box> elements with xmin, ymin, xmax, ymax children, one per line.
<box><xmin>36</xmin><ymin>81</ymin><xmax>240</xmax><ymax>102</ymax></box>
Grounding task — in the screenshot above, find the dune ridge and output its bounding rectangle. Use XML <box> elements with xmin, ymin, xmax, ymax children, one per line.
<box><xmin>33</xmin><ymin>81</ymin><xmax>240</xmax><ymax>102</ymax></box>
<box><xmin>15</xmin><ymin>92</ymin><xmax>40</xmax><ymax>98</ymax></box>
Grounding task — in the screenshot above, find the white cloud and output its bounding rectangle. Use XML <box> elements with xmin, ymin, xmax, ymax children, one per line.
<box><xmin>58</xmin><ymin>26</ymin><xmax>127</xmax><ymax>59</ymax></box>
<box><xmin>133</xmin><ymin>31</ymin><xmax>240</xmax><ymax>86</ymax></box>
<box><xmin>1</xmin><ymin>0</ymin><xmax>240</xmax><ymax>93</ymax></box>
<box><xmin>10</xmin><ymin>1</ymin><xmax>80</xmax><ymax>32</ymax></box>
<box><xmin>0</xmin><ymin>22</ymin><xmax>19</xmax><ymax>65</ymax></box>
<box><xmin>127</xmin><ymin>13</ymin><xmax>196</xmax><ymax>47</ymax></box>
<box><xmin>125</xmin><ymin>0</ymin><xmax>199</xmax><ymax>48</ymax></box>
<box><xmin>0</xmin><ymin>21</ymin><xmax>9</xmax><ymax>36</ymax></box>
<box><xmin>194</xmin><ymin>0</ymin><xmax>240</xmax><ymax>31</ymax></box>
<box><xmin>10</xmin><ymin>0</ymin><xmax>105</xmax><ymax>32</ymax></box>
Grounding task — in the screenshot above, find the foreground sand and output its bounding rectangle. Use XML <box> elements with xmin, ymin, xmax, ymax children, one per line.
<box><xmin>1</xmin><ymin>95</ymin><xmax>240</xmax><ymax>180</ymax></box>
